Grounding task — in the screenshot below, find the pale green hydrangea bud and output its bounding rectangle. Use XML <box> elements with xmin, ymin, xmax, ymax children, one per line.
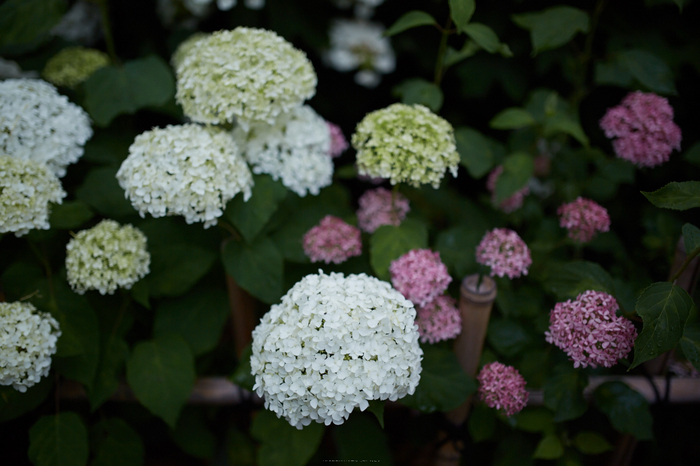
<box><xmin>0</xmin><ymin>302</ymin><xmax>61</xmax><ymax>393</ymax></box>
<box><xmin>351</xmin><ymin>103</ymin><xmax>460</xmax><ymax>188</ymax></box>
<box><xmin>0</xmin><ymin>154</ymin><xmax>66</xmax><ymax>237</ymax></box>
<box><xmin>42</xmin><ymin>46</ymin><xmax>110</xmax><ymax>88</ymax></box>
<box><xmin>66</xmin><ymin>219</ymin><xmax>151</xmax><ymax>295</ymax></box>
<box><xmin>174</xmin><ymin>27</ymin><xmax>317</xmax><ymax>129</ymax></box>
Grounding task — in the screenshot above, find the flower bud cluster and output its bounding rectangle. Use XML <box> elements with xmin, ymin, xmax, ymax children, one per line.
<box><xmin>42</xmin><ymin>47</ymin><xmax>109</xmax><ymax>88</ymax></box>
<box><xmin>356</xmin><ymin>187</ymin><xmax>410</xmax><ymax>233</ymax></box>
<box><xmin>389</xmin><ymin>249</ymin><xmax>452</xmax><ymax>308</ymax></box>
<box><xmin>476</xmin><ymin>228</ymin><xmax>532</xmax><ymax>279</ymax></box>
<box><xmin>477</xmin><ymin>362</ymin><xmax>528</xmax><ymax>417</ymax></box>
<box><xmin>486</xmin><ymin>165</ymin><xmax>530</xmax><ymax>213</ymax></box>
<box><xmin>303</xmin><ymin>215</ymin><xmax>362</xmax><ymax>264</ymax></box>
<box><xmin>557</xmin><ymin>197</ymin><xmax>611</xmax><ymax>243</ymax></box>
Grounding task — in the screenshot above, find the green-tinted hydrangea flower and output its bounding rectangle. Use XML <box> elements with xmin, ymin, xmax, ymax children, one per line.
<box><xmin>0</xmin><ymin>154</ymin><xmax>66</xmax><ymax>237</ymax></box>
<box><xmin>171</xmin><ymin>32</ymin><xmax>208</xmax><ymax>70</ymax></box>
<box><xmin>66</xmin><ymin>219</ymin><xmax>150</xmax><ymax>295</ymax></box>
<box><xmin>42</xmin><ymin>47</ymin><xmax>109</xmax><ymax>88</ymax></box>
<box><xmin>351</xmin><ymin>103</ymin><xmax>460</xmax><ymax>188</ymax></box>
<box><xmin>174</xmin><ymin>27</ymin><xmax>317</xmax><ymax>129</ymax></box>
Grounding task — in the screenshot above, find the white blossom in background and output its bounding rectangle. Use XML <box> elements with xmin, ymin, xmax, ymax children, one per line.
<box><xmin>0</xmin><ymin>79</ymin><xmax>92</xmax><ymax>178</ymax></box>
<box><xmin>233</xmin><ymin>105</ymin><xmax>333</xmax><ymax>196</ymax></box>
<box><xmin>0</xmin><ymin>155</ymin><xmax>66</xmax><ymax>237</ymax></box>
<box><xmin>66</xmin><ymin>220</ymin><xmax>151</xmax><ymax>295</ymax></box>
<box><xmin>0</xmin><ymin>58</ymin><xmax>39</xmax><ymax>79</ymax></box>
<box><xmin>50</xmin><ymin>1</ymin><xmax>103</xmax><ymax>45</ymax></box>
<box><xmin>0</xmin><ymin>302</ymin><xmax>61</xmax><ymax>393</ymax></box>
<box><xmin>251</xmin><ymin>271</ymin><xmax>423</xmax><ymax>429</ymax></box>
<box><xmin>332</xmin><ymin>0</ymin><xmax>386</xmax><ymax>19</ymax></box>
<box><xmin>117</xmin><ymin>124</ymin><xmax>253</xmax><ymax>228</ymax></box>
<box><xmin>324</xmin><ymin>18</ymin><xmax>395</xmax><ymax>88</ymax></box>
<box><xmin>175</xmin><ymin>28</ymin><xmax>316</xmax><ymax>129</ymax></box>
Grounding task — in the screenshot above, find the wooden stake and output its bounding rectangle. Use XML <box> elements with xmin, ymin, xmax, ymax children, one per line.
<box><xmin>225</xmin><ymin>274</ymin><xmax>256</xmax><ymax>359</ymax></box>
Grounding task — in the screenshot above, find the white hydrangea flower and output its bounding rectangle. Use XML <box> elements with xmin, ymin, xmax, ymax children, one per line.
<box><xmin>0</xmin><ymin>58</ymin><xmax>39</xmax><ymax>79</ymax></box>
<box><xmin>175</xmin><ymin>28</ymin><xmax>316</xmax><ymax>130</ymax></box>
<box><xmin>0</xmin><ymin>79</ymin><xmax>92</xmax><ymax>178</ymax></box>
<box><xmin>117</xmin><ymin>124</ymin><xmax>253</xmax><ymax>228</ymax></box>
<box><xmin>332</xmin><ymin>0</ymin><xmax>385</xmax><ymax>19</ymax></box>
<box><xmin>233</xmin><ymin>105</ymin><xmax>333</xmax><ymax>197</ymax></box>
<box><xmin>0</xmin><ymin>302</ymin><xmax>61</xmax><ymax>393</ymax></box>
<box><xmin>352</xmin><ymin>103</ymin><xmax>460</xmax><ymax>188</ymax></box>
<box><xmin>0</xmin><ymin>155</ymin><xmax>66</xmax><ymax>237</ymax></box>
<box><xmin>66</xmin><ymin>219</ymin><xmax>151</xmax><ymax>295</ymax></box>
<box><xmin>324</xmin><ymin>19</ymin><xmax>395</xmax><ymax>88</ymax></box>
<box><xmin>251</xmin><ymin>271</ymin><xmax>423</xmax><ymax>429</ymax></box>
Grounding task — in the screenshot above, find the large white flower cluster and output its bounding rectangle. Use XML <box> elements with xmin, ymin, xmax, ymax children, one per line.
<box><xmin>66</xmin><ymin>219</ymin><xmax>151</xmax><ymax>295</ymax></box>
<box><xmin>117</xmin><ymin>124</ymin><xmax>253</xmax><ymax>227</ymax></box>
<box><xmin>0</xmin><ymin>79</ymin><xmax>92</xmax><ymax>178</ymax></box>
<box><xmin>0</xmin><ymin>302</ymin><xmax>61</xmax><ymax>393</ymax></box>
<box><xmin>174</xmin><ymin>28</ymin><xmax>316</xmax><ymax>129</ymax></box>
<box><xmin>0</xmin><ymin>155</ymin><xmax>66</xmax><ymax>237</ymax></box>
<box><xmin>233</xmin><ymin>105</ymin><xmax>333</xmax><ymax>197</ymax></box>
<box><xmin>251</xmin><ymin>271</ymin><xmax>423</xmax><ymax>429</ymax></box>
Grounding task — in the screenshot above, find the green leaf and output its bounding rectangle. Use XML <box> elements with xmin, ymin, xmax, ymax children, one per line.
<box><xmin>91</xmin><ymin>418</ymin><xmax>144</xmax><ymax>466</ymax></box>
<box><xmin>251</xmin><ymin>409</ymin><xmax>324</xmax><ymax>466</ymax></box>
<box><xmin>494</xmin><ymin>152</ymin><xmax>534</xmax><ymax>203</ymax></box>
<box><xmin>595</xmin><ymin>60</ymin><xmax>634</xmax><ymax>88</ymax></box>
<box><xmin>489</xmin><ymin>108</ymin><xmax>536</xmax><ymax>130</ymax></box>
<box><xmin>454</xmin><ymin>127</ymin><xmax>496</xmax><ymax>179</ymax></box>
<box><xmin>366</xmin><ymin>400</ymin><xmax>385</xmax><ymax>429</ymax></box>
<box><xmin>594</xmin><ymin>381</ymin><xmax>653</xmax><ymax>440</ymax></box>
<box><xmin>0</xmin><ymin>377</ymin><xmax>52</xmax><ymax>423</ymax></box>
<box><xmin>449</xmin><ymin>0</ymin><xmax>476</xmax><ymax>34</ymax></box>
<box><xmin>28</xmin><ymin>413</ymin><xmax>89</xmax><ymax>466</ymax></box>
<box><xmin>679</xmin><ymin>323</ymin><xmax>700</xmax><ymax>372</ymax></box>
<box><xmin>543</xmin><ymin>364</ymin><xmax>588</xmax><ymax>422</ymax></box>
<box><xmin>573</xmin><ymin>431</ymin><xmax>612</xmax><ymax>455</ymax></box>
<box><xmin>542</xmin><ymin>261</ymin><xmax>615</xmax><ymax>300</ymax></box>
<box><xmin>642</xmin><ymin>181</ymin><xmax>700</xmax><ymax>210</ymax></box>
<box><xmin>618</xmin><ymin>49</ymin><xmax>676</xmax><ymax>95</ymax></box>
<box><xmin>84</xmin><ymin>55</ymin><xmax>175</xmax><ymax>127</ymax></box>
<box><xmin>468</xmin><ymin>403</ymin><xmax>497</xmax><ymax>442</ymax></box>
<box><xmin>76</xmin><ymin>166</ymin><xmax>137</xmax><ymax>218</ymax></box>
<box><xmin>147</xmin><ymin>243</ymin><xmax>216</xmax><ymax>298</ymax></box>
<box><xmin>154</xmin><ymin>288</ymin><xmax>230</xmax><ymax>356</ymax></box>
<box><xmin>463</xmin><ymin>23</ymin><xmax>512</xmax><ymax>56</ymax></box>
<box><xmin>222</xmin><ymin>236</ymin><xmax>284</xmax><ymax>304</ymax></box>
<box><xmin>435</xmin><ymin>224</ymin><xmax>483</xmax><ymax>277</ymax></box>
<box><xmin>369</xmin><ymin>218</ymin><xmax>428</xmax><ymax>280</ymax></box>
<box><xmin>170</xmin><ymin>408</ymin><xmax>216</xmax><ymax>460</ymax></box>
<box><xmin>683</xmin><ymin>142</ymin><xmax>700</xmax><ymax>167</ymax></box>
<box><xmin>231</xmin><ymin>344</ymin><xmax>255</xmax><ymax>392</ymax></box>
<box><xmin>682</xmin><ymin>223</ymin><xmax>700</xmax><ymax>255</ymax></box>
<box><xmin>511</xmin><ymin>6</ymin><xmax>589</xmax><ymax>55</ymax></box>
<box><xmin>514</xmin><ymin>407</ymin><xmax>555</xmax><ymax>433</ymax></box>
<box><xmin>223</xmin><ymin>174</ymin><xmax>287</xmax><ymax>243</ymax></box>
<box><xmin>126</xmin><ymin>334</ymin><xmax>196</xmax><ymax>427</ymax></box>
<box><xmin>631</xmin><ymin>282</ymin><xmax>694</xmax><ymax>369</ymax></box>
<box><xmin>384</xmin><ymin>11</ymin><xmax>437</xmax><ymax>36</ymax></box>
<box><xmin>400</xmin><ymin>345</ymin><xmax>476</xmax><ymax>413</ymax></box>
<box><xmin>226</xmin><ymin>427</ymin><xmax>256</xmax><ymax>466</ymax></box>
<box><xmin>494</xmin><ymin>434</ymin><xmax>535</xmax><ymax>466</ymax></box>
<box><xmin>0</xmin><ymin>0</ymin><xmax>66</xmax><ymax>54</ymax></box>
<box><xmin>88</xmin><ymin>337</ymin><xmax>129</xmax><ymax>411</ymax></box>
<box><xmin>334</xmin><ymin>413</ymin><xmax>392</xmax><ymax>462</ymax></box>
<box><xmin>543</xmin><ymin>117</ymin><xmax>589</xmax><ymax>147</ymax></box>
<box><xmin>49</xmin><ymin>200</ymin><xmax>94</xmax><ymax>230</ymax></box>
<box><xmin>392</xmin><ymin>78</ymin><xmax>444</xmax><ymax>112</ymax></box>
<box><xmin>533</xmin><ymin>434</ymin><xmax>564</xmax><ymax>460</ymax></box>
<box><xmin>444</xmin><ymin>40</ymin><xmax>480</xmax><ymax>67</ymax></box>
<box><xmin>487</xmin><ymin>319</ymin><xmax>533</xmax><ymax>357</ymax></box>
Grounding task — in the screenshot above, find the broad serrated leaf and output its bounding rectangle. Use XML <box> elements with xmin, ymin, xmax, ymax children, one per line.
<box><xmin>573</xmin><ymin>431</ymin><xmax>612</xmax><ymax>455</ymax></box>
<box><xmin>49</xmin><ymin>200</ymin><xmax>94</xmax><ymax>230</ymax></box>
<box><xmin>494</xmin><ymin>152</ymin><xmax>534</xmax><ymax>203</ymax></box>
<box><xmin>682</xmin><ymin>223</ymin><xmax>700</xmax><ymax>255</ymax></box>
<box><xmin>222</xmin><ymin>236</ymin><xmax>284</xmax><ymax>304</ymax></box>
<box><xmin>631</xmin><ymin>282</ymin><xmax>694</xmax><ymax>369</ymax></box>
<box><xmin>334</xmin><ymin>413</ymin><xmax>392</xmax><ymax>462</ymax></box>
<box><xmin>251</xmin><ymin>409</ymin><xmax>324</xmax><ymax>466</ymax></box>
<box><xmin>454</xmin><ymin>127</ymin><xmax>496</xmax><ymax>179</ymax></box>
<box><xmin>679</xmin><ymin>322</ymin><xmax>700</xmax><ymax>372</ymax></box>
<box><xmin>147</xmin><ymin>243</ymin><xmax>216</xmax><ymax>298</ymax></box>
<box><xmin>594</xmin><ymin>381</ymin><xmax>653</xmax><ymax>440</ymax></box>
<box><xmin>88</xmin><ymin>337</ymin><xmax>129</xmax><ymax>411</ymax></box>
<box><xmin>91</xmin><ymin>418</ymin><xmax>144</xmax><ymax>466</ymax></box>
<box><xmin>543</xmin><ymin>117</ymin><xmax>589</xmax><ymax>147</ymax></box>
<box><xmin>543</xmin><ymin>364</ymin><xmax>588</xmax><ymax>422</ymax></box>
<box><xmin>367</xmin><ymin>400</ymin><xmax>385</xmax><ymax>429</ymax></box>
<box><xmin>533</xmin><ymin>434</ymin><xmax>564</xmax><ymax>459</ymax></box>
<box><xmin>449</xmin><ymin>0</ymin><xmax>476</xmax><ymax>33</ymax></box>
<box><xmin>400</xmin><ymin>345</ymin><xmax>476</xmax><ymax>413</ymax></box>
<box><xmin>28</xmin><ymin>413</ymin><xmax>89</xmax><ymax>466</ymax></box>
<box><xmin>595</xmin><ymin>60</ymin><xmax>634</xmax><ymax>88</ymax></box>
<box><xmin>511</xmin><ymin>6</ymin><xmax>589</xmax><ymax>55</ymax></box>
<box><xmin>369</xmin><ymin>218</ymin><xmax>428</xmax><ymax>280</ymax></box>
<box><xmin>392</xmin><ymin>78</ymin><xmax>444</xmax><ymax>112</ymax></box>
<box><xmin>76</xmin><ymin>166</ymin><xmax>137</xmax><ymax>218</ymax></box>
<box><xmin>223</xmin><ymin>174</ymin><xmax>287</xmax><ymax>243</ymax></box>
<box><xmin>384</xmin><ymin>11</ymin><xmax>437</xmax><ymax>36</ymax></box>
<box><xmin>464</xmin><ymin>22</ymin><xmax>511</xmax><ymax>56</ymax></box>
<box><xmin>84</xmin><ymin>55</ymin><xmax>175</xmax><ymax>126</ymax></box>
<box><xmin>542</xmin><ymin>261</ymin><xmax>615</xmax><ymax>300</ymax></box>
<box><xmin>683</xmin><ymin>142</ymin><xmax>700</xmax><ymax>167</ymax></box>
<box><xmin>487</xmin><ymin>319</ymin><xmax>533</xmax><ymax>357</ymax></box>
<box><xmin>435</xmin><ymin>224</ymin><xmax>482</xmax><ymax>277</ymax></box>
<box><xmin>489</xmin><ymin>108</ymin><xmax>536</xmax><ymax>130</ymax></box>
<box><xmin>618</xmin><ymin>49</ymin><xmax>676</xmax><ymax>95</ymax></box>
<box><xmin>642</xmin><ymin>181</ymin><xmax>700</xmax><ymax>210</ymax></box>
<box><xmin>126</xmin><ymin>334</ymin><xmax>196</xmax><ymax>427</ymax></box>
<box><xmin>444</xmin><ymin>41</ymin><xmax>480</xmax><ymax>67</ymax></box>
<box><xmin>0</xmin><ymin>0</ymin><xmax>66</xmax><ymax>54</ymax></box>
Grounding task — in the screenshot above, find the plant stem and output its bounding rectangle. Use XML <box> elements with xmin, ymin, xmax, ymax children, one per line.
<box><xmin>95</xmin><ymin>0</ymin><xmax>119</xmax><ymax>64</ymax></box>
<box><xmin>433</xmin><ymin>17</ymin><xmax>453</xmax><ymax>86</ymax></box>
<box><xmin>571</xmin><ymin>0</ymin><xmax>608</xmax><ymax>107</ymax></box>
<box><xmin>217</xmin><ymin>219</ymin><xmax>243</xmax><ymax>241</ymax></box>
<box><xmin>669</xmin><ymin>247</ymin><xmax>700</xmax><ymax>284</ymax></box>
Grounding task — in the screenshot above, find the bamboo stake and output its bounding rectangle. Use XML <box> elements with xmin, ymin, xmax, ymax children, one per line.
<box><xmin>225</xmin><ymin>274</ymin><xmax>256</xmax><ymax>359</ymax></box>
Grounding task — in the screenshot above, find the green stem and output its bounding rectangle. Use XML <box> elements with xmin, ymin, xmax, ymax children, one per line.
<box><xmin>571</xmin><ymin>0</ymin><xmax>607</xmax><ymax>107</ymax></box>
<box><xmin>28</xmin><ymin>239</ymin><xmax>56</xmax><ymax>306</ymax></box>
<box><xmin>217</xmin><ymin>218</ymin><xmax>243</xmax><ymax>241</ymax></box>
<box><xmin>95</xmin><ymin>0</ymin><xmax>119</xmax><ymax>64</ymax></box>
<box><xmin>669</xmin><ymin>247</ymin><xmax>700</xmax><ymax>284</ymax></box>
<box><xmin>433</xmin><ymin>17</ymin><xmax>453</xmax><ymax>86</ymax></box>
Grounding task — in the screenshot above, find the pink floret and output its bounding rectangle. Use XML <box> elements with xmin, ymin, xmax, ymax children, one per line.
<box><xmin>557</xmin><ymin>197</ymin><xmax>611</xmax><ymax>243</ymax></box>
<box><xmin>477</xmin><ymin>361</ymin><xmax>529</xmax><ymax>417</ymax></box>
<box><xmin>415</xmin><ymin>295</ymin><xmax>462</xmax><ymax>344</ymax></box>
<box><xmin>303</xmin><ymin>215</ymin><xmax>362</xmax><ymax>264</ymax></box>
<box><xmin>545</xmin><ymin>290</ymin><xmax>637</xmax><ymax>369</ymax></box>
<box><xmin>599</xmin><ymin>91</ymin><xmax>681</xmax><ymax>167</ymax></box>
<box><xmin>486</xmin><ymin>165</ymin><xmax>530</xmax><ymax>213</ymax></box>
<box><xmin>356</xmin><ymin>187</ymin><xmax>410</xmax><ymax>233</ymax></box>
<box><xmin>326</xmin><ymin>121</ymin><xmax>349</xmax><ymax>158</ymax></box>
<box><xmin>476</xmin><ymin>228</ymin><xmax>531</xmax><ymax>279</ymax></box>
<box><xmin>389</xmin><ymin>249</ymin><xmax>452</xmax><ymax>307</ymax></box>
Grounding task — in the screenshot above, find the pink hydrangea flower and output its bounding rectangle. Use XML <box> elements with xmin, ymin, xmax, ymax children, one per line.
<box><xmin>599</xmin><ymin>91</ymin><xmax>682</xmax><ymax>167</ymax></box>
<box><xmin>415</xmin><ymin>295</ymin><xmax>461</xmax><ymax>344</ymax></box>
<box><xmin>486</xmin><ymin>165</ymin><xmax>530</xmax><ymax>213</ymax></box>
<box><xmin>326</xmin><ymin>121</ymin><xmax>348</xmax><ymax>158</ymax></box>
<box><xmin>545</xmin><ymin>290</ymin><xmax>638</xmax><ymax>369</ymax></box>
<box><xmin>389</xmin><ymin>249</ymin><xmax>452</xmax><ymax>307</ymax></box>
<box><xmin>476</xmin><ymin>228</ymin><xmax>532</xmax><ymax>279</ymax></box>
<box><xmin>557</xmin><ymin>197</ymin><xmax>611</xmax><ymax>243</ymax></box>
<box><xmin>356</xmin><ymin>187</ymin><xmax>410</xmax><ymax>233</ymax></box>
<box><xmin>477</xmin><ymin>361</ymin><xmax>529</xmax><ymax>417</ymax></box>
<box><xmin>303</xmin><ymin>215</ymin><xmax>362</xmax><ymax>264</ymax></box>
